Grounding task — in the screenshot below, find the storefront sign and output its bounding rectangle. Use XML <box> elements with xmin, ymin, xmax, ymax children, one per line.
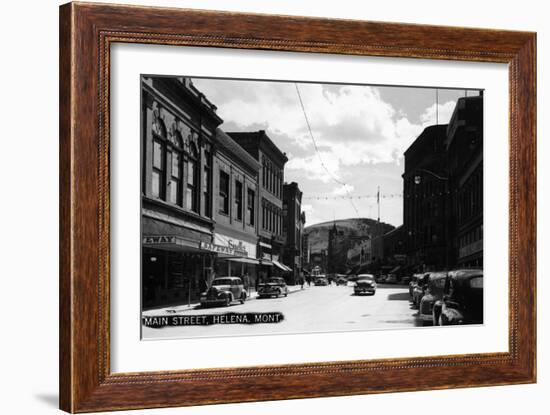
<box><xmin>200</xmin><ymin>241</ymin><xmax>247</xmax><ymax>257</ymax></box>
<box><xmin>143</xmin><ymin>235</ymin><xmax>176</xmax><ymax>244</ymax></box>
<box><xmin>201</xmin><ymin>233</ymin><xmax>257</xmax><ymax>259</ymax></box>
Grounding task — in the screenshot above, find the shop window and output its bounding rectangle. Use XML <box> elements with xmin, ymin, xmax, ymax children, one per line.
<box><xmin>219</xmin><ymin>170</ymin><xmax>229</xmax><ymax>214</ymax></box>
<box><xmin>235</xmin><ymin>180</ymin><xmax>243</xmax><ymax>221</ymax></box>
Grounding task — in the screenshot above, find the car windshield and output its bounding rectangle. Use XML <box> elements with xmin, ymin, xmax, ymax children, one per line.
<box><xmin>212</xmin><ymin>278</ymin><xmax>236</xmax><ymax>286</ymax></box>
<box><xmin>357</xmin><ymin>275</ymin><xmax>374</xmax><ymax>281</ymax></box>
<box><xmin>268</xmin><ymin>278</ymin><xmax>284</xmax><ymax>284</ymax></box>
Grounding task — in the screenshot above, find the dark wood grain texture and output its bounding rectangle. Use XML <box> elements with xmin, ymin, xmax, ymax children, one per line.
<box><xmin>59</xmin><ymin>2</ymin><xmax>536</xmax><ymax>412</ymax></box>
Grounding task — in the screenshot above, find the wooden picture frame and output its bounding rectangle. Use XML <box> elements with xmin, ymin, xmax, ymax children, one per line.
<box><xmin>59</xmin><ymin>2</ymin><xmax>536</xmax><ymax>412</ymax></box>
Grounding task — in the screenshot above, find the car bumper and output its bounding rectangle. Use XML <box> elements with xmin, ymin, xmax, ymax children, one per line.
<box><xmin>354</xmin><ymin>288</ymin><xmax>375</xmax><ymax>294</ymax></box>
<box><xmin>200</xmin><ymin>298</ymin><xmax>226</xmax><ymax>306</ymax></box>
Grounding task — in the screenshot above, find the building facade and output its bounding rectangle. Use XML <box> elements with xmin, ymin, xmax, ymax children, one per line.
<box><xmin>208</xmin><ymin>128</ymin><xmax>261</xmax><ymax>289</ymax></box>
<box><xmin>446</xmin><ymin>95</ymin><xmax>484</xmax><ymax>268</ymax></box>
<box><xmin>282</xmin><ymin>182</ymin><xmax>305</xmax><ymax>284</ymax></box>
<box><xmin>228</xmin><ymin>131</ymin><xmax>290</xmax><ymax>281</ymax></box>
<box><xmin>141</xmin><ymin>76</ymin><xmax>223</xmax><ymax>309</ymax></box>
<box><xmin>403</xmin><ymin>125</ymin><xmax>450</xmax><ymax>272</ymax></box>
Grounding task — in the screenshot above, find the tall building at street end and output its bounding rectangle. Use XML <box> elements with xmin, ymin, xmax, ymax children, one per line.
<box><xmin>403</xmin><ymin>124</ymin><xmax>449</xmax><ymax>272</ymax></box>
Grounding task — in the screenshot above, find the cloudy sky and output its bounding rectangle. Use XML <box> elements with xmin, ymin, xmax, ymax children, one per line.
<box><xmin>192</xmin><ymin>77</ymin><xmax>480</xmax><ymax>228</ymax></box>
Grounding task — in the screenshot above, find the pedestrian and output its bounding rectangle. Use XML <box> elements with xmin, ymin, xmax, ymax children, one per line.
<box><xmin>299</xmin><ymin>270</ymin><xmax>305</xmax><ymax>289</ymax></box>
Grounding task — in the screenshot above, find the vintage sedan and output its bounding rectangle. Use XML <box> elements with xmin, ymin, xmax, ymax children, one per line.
<box><xmin>418</xmin><ymin>272</ymin><xmax>448</xmax><ymax>323</ymax></box>
<box><xmin>200</xmin><ymin>277</ymin><xmax>247</xmax><ymax>307</ymax></box>
<box><xmin>335</xmin><ymin>275</ymin><xmax>348</xmax><ymax>286</ymax></box>
<box><xmin>411</xmin><ymin>273</ymin><xmax>429</xmax><ymax>308</ymax></box>
<box><xmin>433</xmin><ymin>269</ymin><xmax>483</xmax><ymax>326</ymax></box>
<box><xmin>257</xmin><ymin>277</ymin><xmax>289</xmax><ymax>298</ymax></box>
<box><xmin>354</xmin><ymin>274</ymin><xmax>377</xmax><ymax>295</ymax></box>
<box><xmin>314</xmin><ymin>275</ymin><xmax>329</xmax><ymax>286</ymax></box>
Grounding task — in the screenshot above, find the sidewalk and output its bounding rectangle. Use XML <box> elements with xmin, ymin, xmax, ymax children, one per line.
<box><xmin>143</xmin><ymin>284</ymin><xmax>306</xmax><ymax>316</ymax></box>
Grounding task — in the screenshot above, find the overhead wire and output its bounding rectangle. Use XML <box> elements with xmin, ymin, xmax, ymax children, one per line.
<box><xmin>294</xmin><ymin>83</ymin><xmax>361</xmax><ymax>217</ymax></box>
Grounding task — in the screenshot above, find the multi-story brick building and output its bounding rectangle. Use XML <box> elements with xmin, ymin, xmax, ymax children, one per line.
<box><xmin>228</xmin><ymin>131</ymin><xmax>290</xmax><ymax>282</ymax></box>
<box><xmin>282</xmin><ymin>182</ymin><xmax>305</xmax><ymax>284</ymax></box>
<box><xmin>446</xmin><ymin>95</ymin><xmax>484</xmax><ymax>268</ymax></box>
<box><xmin>141</xmin><ymin>76</ymin><xmax>222</xmax><ymax>309</ymax></box>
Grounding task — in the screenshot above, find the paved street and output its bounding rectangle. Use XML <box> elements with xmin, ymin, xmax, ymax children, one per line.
<box><xmin>142</xmin><ymin>284</ymin><xmax>423</xmax><ymax>339</ymax></box>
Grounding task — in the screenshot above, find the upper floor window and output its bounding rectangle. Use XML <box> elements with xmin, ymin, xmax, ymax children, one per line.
<box><xmin>247</xmin><ymin>189</ymin><xmax>255</xmax><ymax>226</ymax></box>
<box><xmin>152</xmin><ymin>138</ymin><xmax>165</xmax><ymax>199</ymax></box>
<box><xmin>203</xmin><ymin>150</ymin><xmax>212</xmax><ymax>218</ymax></box>
<box><xmin>235</xmin><ymin>180</ymin><xmax>243</xmax><ymax>221</ymax></box>
<box><xmin>186</xmin><ymin>142</ymin><xmax>199</xmax><ymax>213</ymax></box>
<box><xmin>219</xmin><ymin>171</ymin><xmax>229</xmax><ymax>214</ymax></box>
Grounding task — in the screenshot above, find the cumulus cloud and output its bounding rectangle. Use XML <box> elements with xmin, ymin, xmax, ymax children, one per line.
<box><xmin>191</xmin><ymin>77</ymin><xmax>462</xmax><ymax>226</ymax></box>
<box><xmin>420</xmin><ymin>100</ymin><xmax>457</xmax><ymax>128</ymax></box>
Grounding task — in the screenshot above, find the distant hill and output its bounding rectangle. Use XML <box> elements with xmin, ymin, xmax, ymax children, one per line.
<box><xmin>305</xmin><ymin>218</ymin><xmax>394</xmax><ymax>254</ymax></box>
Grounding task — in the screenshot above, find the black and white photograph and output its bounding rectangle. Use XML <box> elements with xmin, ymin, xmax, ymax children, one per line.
<box><xmin>140</xmin><ymin>75</ymin><xmax>484</xmax><ymax>340</ymax></box>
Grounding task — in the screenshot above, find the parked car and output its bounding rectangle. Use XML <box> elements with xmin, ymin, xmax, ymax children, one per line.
<box><xmin>335</xmin><ymin>275</ymin><xmax>348</xmax><ymax>286</ymax></box>
<box><xmin>314</xmin><ymin>275</ymin><xmax>329</xmax><ymax>286</ymax></box>
<box><xmin>257</xmin><ymin>277</ymin><xmax>289</xmax><ymax>298</ymax></box>
<box><xmin>409</xmin><ymin>274</ymin><xmax>424</xmax><ymax>301</ymax></box>
<box><xmin>433</xmin><ymin>269</ymin><xmax>483</xmax><ymax>326</ymax></box>
<box><xmin>200</xmin><ymin>277</ymin><xmax>246</xmax><ymax>307</ymax></box>
<box><xmin>354</xmin><ymin>274</ymin><xmax>377</xmax><ymax>295</ymax></box>
<box><xmin>411</xmin><ymin>273</ymin><xmax>430</xmax><ymax>308</ymax></box>
<box><xmin>418</xmin><ymin>272</ymin><xmax>448</xmax><ymax>323</ymax></box>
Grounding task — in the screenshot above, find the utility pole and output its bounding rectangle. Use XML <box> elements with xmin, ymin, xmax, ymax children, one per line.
<box><xmin>377</xmin><ymin>186</ymin><xmax>380</xmax><ymax>223</ymax></box>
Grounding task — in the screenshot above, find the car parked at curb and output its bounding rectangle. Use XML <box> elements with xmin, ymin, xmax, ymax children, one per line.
<box><xmin>336</xmin><ymin>275</ymin><xmax>348</xmax><ymax>286</ymax></box>
<box><xmin>418</xmin><ymin>272</ymin><xmax>448</xmax><ymax>324</ymax></box>
<box><xmin>432</xmin><ymin>269</ymin><xmax>483</xmax><ymax>326</ymax></box>
<box><xmin>200</xmin><ymin>277</ymin><xmax>247</xmax><ymax>307</ymax></box>
<box><xmin>354</xmin><ymin>274</ymin><xmax>377</xmax><ymax>295</ymax></box>
<box><xmin>257</xmin><ymin>277</ymin><xmax>289</xmax><ymax>298</ymax></box>
<box><xmin>411</xmin><ymin>273</ymin><xmax>429</xmax><ymax>308</ymax></box>
<box><xmin>314</xmin><ymin>275</ymin><xmax>329</xmax><ymax>286</ymax></box>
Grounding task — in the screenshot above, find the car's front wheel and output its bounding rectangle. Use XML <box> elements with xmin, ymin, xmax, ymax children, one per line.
<box><xmin>224</xmin><ymin>295</ymin><xmax>232</xmax><ymax>307</ymax></box>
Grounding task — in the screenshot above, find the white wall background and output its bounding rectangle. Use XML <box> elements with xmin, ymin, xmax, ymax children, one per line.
<box><xmin>0</xmin><ymin>0</ymin><xmax>546</xmax><ymax>414</ymax></box>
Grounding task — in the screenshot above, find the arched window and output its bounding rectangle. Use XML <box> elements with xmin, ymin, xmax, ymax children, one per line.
<box><xmin>168</xmin><ymin>130</ymin><xmax>183</xmax><ymax>206</ymax></box>
<box><xmin>151</xmin><ymin>118</ymin><xmax>167</xmax><ymax>200</ymax></box>
<box><xmin>186</xmin><ymin>142</ymin><xmax>199</xmax><ymax>213</ymax></box>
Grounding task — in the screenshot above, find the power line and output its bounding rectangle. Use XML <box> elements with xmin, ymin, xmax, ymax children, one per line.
<box><xmin>303</xmin><ymin>193</ymin><xmax>403</xmax><ymax>200</ymax></box>
<box><xmin>294</xmin><ymin>83</ymin><xmax>361</xmax><ymax>217</ymax></box>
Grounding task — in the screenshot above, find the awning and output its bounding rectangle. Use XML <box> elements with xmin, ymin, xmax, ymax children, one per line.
<box><xmin>260</xmin><ymin>259</ymin><xmax>273</xmax><ymax>267</ymax></box>
<box><xmin>272</xmin><ymin>259</ymin><xmax>291</xmax><ymax>272</ymax></box>
<box><xmin>220</xmin><ymin>256</ymin><xmax>260</xmax><ymax>265</ymax></box>
<box><xmin>142</xmin><ymin>235</ymin><xmax>211</xmax><ymax>253</ymax></box>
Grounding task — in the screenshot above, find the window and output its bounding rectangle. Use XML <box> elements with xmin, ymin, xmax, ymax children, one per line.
<box><xmin>186</xmin><ymin>143</ymin><xmax>199</xmax><ymax>213</ymax></box>
<box><xmin>219</xmin><ymin>171</ymin><xmax>229</xmax><ymax>214</ymax></box>
<box><xmin>203</xmin><ymin>151</ymin><xmax>212</xmax><ymax>217</ymax></box>
<box><xmin>152</xmin><ymin>139</ymin><xmax>165</xmax><ymax>199</ymax></box>
<box><xmin>169</xmin><ymin>151</ymin><xmax>181</xmax><ymax>205</ymax></box>
<box><xmin>235</xmin><ymin>180</ymin><xmax>243</xmax><ymax>221</ymax></box>
<box><xmin>247</xmin><ymin>189</ymin><xmax>255</xmax><ymax>226</ymax></box>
